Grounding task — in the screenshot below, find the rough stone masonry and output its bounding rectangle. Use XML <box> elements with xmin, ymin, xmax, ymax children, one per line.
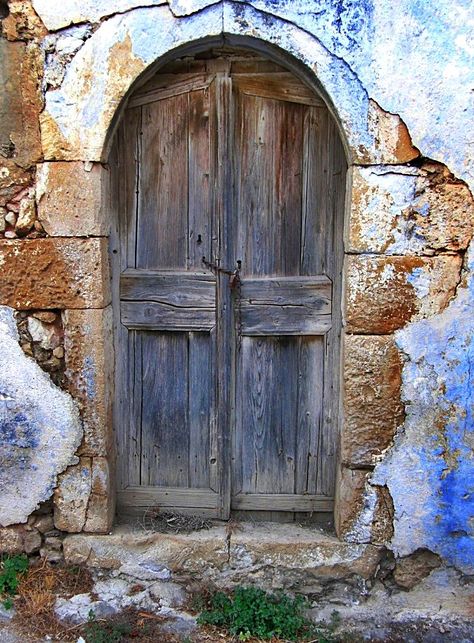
<box><xmin>0</xmin><ymin>0</ymin><xmax>473</xmax><ymax>586</ymax></box>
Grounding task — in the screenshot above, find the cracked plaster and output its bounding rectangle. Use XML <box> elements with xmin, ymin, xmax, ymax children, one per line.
<box><xmin>0</xmin><ymin>306</ymin><xmax>82</xmax><ymax>526</ymax></box>
<box><xmin>371</xmin><ymin>246</ymin><xmax>474</xmax><ymax>574</ymax></box>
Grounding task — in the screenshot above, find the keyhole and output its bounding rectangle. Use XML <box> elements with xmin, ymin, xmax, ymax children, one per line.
<box><xmin>196</xmin><ymin>234</ymin><xmax>202</xmax><ymax>245</ymax></box>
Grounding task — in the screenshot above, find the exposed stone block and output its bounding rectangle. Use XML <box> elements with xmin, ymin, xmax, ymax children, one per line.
<box><xmin>345</xmin><ymin>254</ymin><xmax>462</xmax><ymax>333</ymax></box>
<box><xmin>348</xmin><ymin>165</ymin><xmax>420</xmax><ymax>255</ymax></box>
<box><xmin>84</xmin><ymin>494</ymin><xmax>114</xmax><ymax>534</ymax></box>
<box><xmin>349</xmin><ymin>164</ymin><xmax>474</xmax><ymax>255</ymax></box>
<box><xmin>83</xmin><ymin>457</ymin><xmax>115</xmax><ymax>533</ymax></box>
<box><xmin>2</xmin><ymin>0</ymin><xmax>48</xmax><ymax>41</ymax></box>
<box><xmin>0</xmin><ymin>39</ymin><xmax>43</xmax><ymax>167</ymax></box>
<box><xmin>367</xmin><ymin>100</ymin><xmax>420</xmax><ymax>165</ymax></box>
<box><xmin>342</xmin><ymin>335</ymin><xmax>404</xmax><ymax>466</ymax></box>
<box><xmin>0</xmin><ymin>238</ymin><xmax>111</xmax><ymax>309</ymax></box>
<box><xmin>63</xmin><ymin>307</ymin><xmax>114</xmax><ymax>457</ymax></box>
<box><xmin>335</xmin><ymin>467</ymin><xmax>369</xmax><ymax>538</ymax></box>
<box><xmin>393</xmin><ymin>549</ymin><xmax>441</xmax><ymax>590</ymax></box>
<box><xmin>412</xmin><ymin>162</ymin><xmax>474</xmax><ymax>252</ymax></box>
<box><xmin>54</xmin><ymin>457</ymin><xmax>92</xmax><ymax>533</ymax></box>
<box><xmin>372</xmin><ymin>485</ymin><xmax>394</xmax><ymax>545</ymax></box>
<box><xmin>36</xmin><ymin>162</ymin><xmax>110</xmax><ymax>236</ymax></box>
<box><xmin>63</xmin><ymin>523</ymin><xmax>382</xmax><ymax>587</ymax></box>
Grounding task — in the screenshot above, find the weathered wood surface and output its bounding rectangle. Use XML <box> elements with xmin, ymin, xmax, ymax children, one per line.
<box><xmin>232</xmin><ymin>494</ymin><xmax>333</xmax><ymax>512</ymax></box>
<box><xmin>120</xmin><ymin>271</ymin><xmax>216</xmax><ymax>306</ymax></box>
<box><xmin>111</xmin><ymin>51</ymin><xmax>346</xmax><ymax>520</ymax></box>
<box><xmin>233</xmin><ymin>73</ymin><xmax>325</xmax><ymax>107</ymax></box>
<box><xmin>121</xmin><ymin>301</ymin><xmax>215</xmax><ymax>331</ymax></box>
<box><xmin>240</xmin><ymin>276</ymin><xmax>332</xmax><ymax>335</ymax></box>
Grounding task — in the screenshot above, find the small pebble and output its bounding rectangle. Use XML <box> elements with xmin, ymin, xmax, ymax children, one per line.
<box><xmin>33</xmin><ymin>311</ymin><xmax>57</xmax><ymax>323</ymax></box>
<box><xmin>53</xmin><ymin>346</ymin><xmax>64</xmax><ymax>358</ymax></box>
<box><xmin>4</xmin><ymin>211</ymin><xmax>17</xmax><ymax>225</ymax></box>
<box><xmin>5</xmin><ymin>201</ymin><xmax>19</xmax><ymax>213</ymax></box>
<box><xmin>4</xmin><ymin>230</ymin><xmax>17</xmax><ymax>238</ymax></box>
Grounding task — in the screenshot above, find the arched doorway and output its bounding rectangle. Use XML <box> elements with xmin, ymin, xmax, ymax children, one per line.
<box><xmin>109</xmin><ymin>47</ymin><xmax>347</xmax><ymax>522</ymax></box>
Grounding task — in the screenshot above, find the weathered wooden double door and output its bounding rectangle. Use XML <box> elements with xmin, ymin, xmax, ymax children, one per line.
<box><xmin>112</xmin><ymin>53</ymin><xmax>346</xmax><ymax>520</ymax></box>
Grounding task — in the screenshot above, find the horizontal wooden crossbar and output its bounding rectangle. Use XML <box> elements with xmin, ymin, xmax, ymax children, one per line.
<box><xmin>118</xmin><ymin>486</ymin><xmax>220</xmax><ymax>509</ymax></box>
<box><xmin>232</xmin><ymin>493</ymin><xmax>334</xmax><ymax>512</ymax></box>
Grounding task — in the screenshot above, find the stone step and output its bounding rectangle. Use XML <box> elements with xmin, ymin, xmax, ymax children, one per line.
<box><xmin>63</xmin><ymin>522</ymin><xmax>382</xmax><ymax>591</ymax></box>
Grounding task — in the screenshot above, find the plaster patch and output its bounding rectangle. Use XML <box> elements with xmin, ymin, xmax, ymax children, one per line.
<box><xmin>373</xmin><ymin>245</ymin><xmax>474</xmax><ymax>573</ymax></box>
<box><xmin>0</xmin><ymin>306</ymin><xmax>82</xmax><ymax>526</ymax></box>
<box><xmin>32</xmin><ymin>0</ymin><xmax>167</xmax><ymax>31</ymax></box>
<box><xmin>41</xmin><ymin>4</ymin><xmax>223</xmax><ymax>160</ymax></box>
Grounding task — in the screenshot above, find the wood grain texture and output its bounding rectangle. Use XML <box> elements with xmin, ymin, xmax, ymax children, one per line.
<box><xmin>111</xmin><ymin>53</ymin><xmax>346</xmax><ymax>520</ymax></box>
<box><xmin>232</xmin><ymin>494</ymin><xmax>333</xmax><ymax>512</ymax></box>
<box><xmin>120</xmin><ymin>271</ymin><xmax>216</xmax><ymax>306</ymax></box>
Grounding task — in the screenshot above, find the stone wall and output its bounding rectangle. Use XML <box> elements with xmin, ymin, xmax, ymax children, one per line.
<box><xmin>0</xmin><ymin>0</ymin><xmax>473</xmax><ymax>578</ymax></box>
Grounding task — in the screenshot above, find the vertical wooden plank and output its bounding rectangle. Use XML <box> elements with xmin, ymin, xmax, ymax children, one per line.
<box><xmin>239</xmin><ymin>337</ymin><xmax>298</xmax><ymax>495</ymax></box>
<box><xmin>234</xmin><ymin>91</ymin><xmax>304</xmax><ymax>278</ymax></box>
<box><xmin>188</xmin><ymin>332</ymin><xmax>212</xmax><ymax>489</ymax></box>
<box><xmin>317</xmin><ymin>122</ymin><xmax>346</xmax><ymax>495</ymax></box>
<box><xmin>137</xmin><ymin>93</ymin><xmax>188</xmax><ymax>269</ymax></box>
<box><xmin>295</xmin><ymin>337</ymin><xmax>324</xmax><ymax>495</ymax></box>
<box><xmin>141</xmin><ymin>332</ymin><xmax>189</xmax><ymax>488</ymax></box>
<box><xmin>110</xmin><ymin>107</ymin><xmax>142</xmax><ymax>491</ymax></box>
<box><xmin>301</xmin><ymin>106</ymin><xmax>329</xmax><ymax>275</ymax></box>
<box><xmin>215</xmin><ymin>72</ymin><xmax>233</xmax><ymax>519</ymax></box>
<box><xmin>188</xmin><ymin>87</ymin><xmax>212</xmax><ymax>269</ymax></box>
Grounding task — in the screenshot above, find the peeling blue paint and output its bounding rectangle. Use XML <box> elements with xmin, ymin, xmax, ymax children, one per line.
<box><xmin>83</xmin><ymin>355</ymin><xmax>97</xmax><ymax>400</ymax></box>
<box><xmin>375</xmin><ymin>249</ymin><xmax>474</xmax><ymax>573</ymax></box>
<box><xmin>0</xmin><ymin>410</ymin><xmax>41</xmax><ymax>473</ymax></box>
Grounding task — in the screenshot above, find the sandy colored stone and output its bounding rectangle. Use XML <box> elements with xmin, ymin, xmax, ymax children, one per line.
<box><xmin>84</xmin><ymin>494</ymin><xmax>114</xmax><ymax>534</ymax></box>
<box><xmin>412</xmin><ymin>162</ymin><xmax>474</xmax><ymax>252</ymax></box>
<box><xmin>342</xmin><ymin>335</ymin><xmax>404</xmax><ymax>466</ymax></box>
<box><xmin>348</xmin><ymin>165</ymin><xmax>420</xmax><ymax>254</ymax></box>
<box><xmin>63</xmin><ymin>523</ymin><xmax>382</xmax><ymax>588</ymax></box>
<box><xmin>63</xmin><ymin>307</ymin><xmax>114</xmax><ymax>456</ymax></box>
<box><xmin>367</xmin><ymin>101</ymin><xmax>420</xmax><ymax>165</ymax></box>
<box><xmin>0</xmin><ymin>161</ymin><xmax>32</xmax><ymax>207</ymax></box>
<box><xmin>0</xmin><ymin>526</ymin><xmax>25</xmax><ymax>554</ymax></box>
<box><xmin>0</xmin><ymin>237</ymin><xmax>111</xmax><ymax>309</ymax></box>
<box><xmin>393</xmin><ymin>550</ymin><xmax>441</xmax><ymax>590</ymax></box>
<box><xmin>54</xmin><ymin>457</ymin><xmax>92</xmax><ymax>533</ymax></box>
<box><xmin>2</xmin><ymin>0</ymin><xmax>48</xmax><ymax>41</ymax></box>
<box><xmin>36</xmin><ymin>162</ymin><xmax>110</xmax><ymax>236</ymax></box>
<box><xmin>345</xmin><ymin>254</ymin><xmax>462</xmax><ymax>333</ymax></box>
<box><xmin>372</xmin><ymin>485</ymin><xmax>394</xmax><ymax>545</ymax></box>
<box><xmin>15</xmin><ymin>191</ymin><xmax>36</xmax><ymax>235</ymax></box>
<box><xmin>33</xmin><ymin>514</ymin><xmax>54</xmax><ymax>534</ymax></box>
<box><xmin>23</xmin><ymin>529</ymin><xmax>42</xmax><ymax>554</ymax></box>
<box><xmin>335</xmin><ymin>467</ymin><xmax>369</xmax><ymax>538</ymax></box>
<box><xmin>90</xmin><ymin>457</ymin><xmax>111</xmax><ymax>496</ymax></box>
<box><xmin>0</xmin><ymin>39</ymin><xmax>43</xmax><ymax>167</ymax></box>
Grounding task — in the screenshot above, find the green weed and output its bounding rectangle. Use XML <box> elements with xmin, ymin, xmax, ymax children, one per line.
<box><xmin>0</xmin><ymin>554</ymin><xmax>29</xmax><ymax>609</ymax></box>
<box><xmin>197</xmin><ymin>585</ymin><xmax>316</xmax><ymax>641</ymax></box>
<box><xmin>83</xmin><ymin>609</ymin><xmax>132</xmax><ymax>643</ymax></box>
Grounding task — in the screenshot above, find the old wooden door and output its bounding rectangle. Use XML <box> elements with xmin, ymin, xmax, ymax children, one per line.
<box><xmin>111</xmin><ymin>53</ymin><xmax>346</xmax><ymax>520</ymax></box>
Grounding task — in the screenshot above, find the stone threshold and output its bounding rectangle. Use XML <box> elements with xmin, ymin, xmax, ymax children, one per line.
<box><xmin>63</xmin><ymin>522</ymin><xmax>382</xmax><ymax>591</ymax></box>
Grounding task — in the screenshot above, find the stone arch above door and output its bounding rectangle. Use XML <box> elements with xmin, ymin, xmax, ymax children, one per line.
<box><xmin>39</xmin><ymin>2</ymin><xmax>415</xmax><ymax>166</ymax></box>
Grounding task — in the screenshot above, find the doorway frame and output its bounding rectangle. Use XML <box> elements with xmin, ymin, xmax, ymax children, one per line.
<box><xmin>48</xmin><ymin>7</ymin><xmax>402</xmax><ymax>536</ymax></box>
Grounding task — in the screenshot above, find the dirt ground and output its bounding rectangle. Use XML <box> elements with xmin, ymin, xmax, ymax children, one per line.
<box><xmin>0</xmin><ymin>558</ymin><xmax>473</xmax><ymax>642</ymax></box>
